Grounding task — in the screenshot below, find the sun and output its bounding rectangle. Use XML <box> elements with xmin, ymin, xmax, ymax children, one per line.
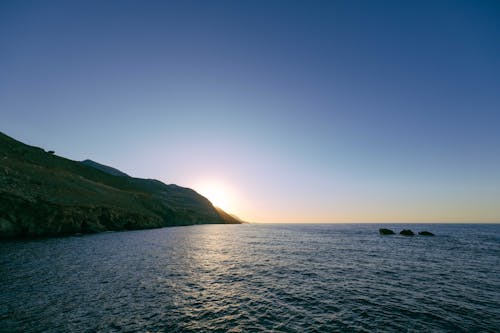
<box><xmin>195</xmin><ymin>182</ymin><xmax>234</xmax><ymax>212</ymax></box>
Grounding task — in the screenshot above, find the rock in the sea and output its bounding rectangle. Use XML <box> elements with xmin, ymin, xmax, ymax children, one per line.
<box><xmin>379</xmin><ymin>228</ymin><xmax>395</xmax><ymax>235</ymax></box>
<box><xmin>400</xmin><ymin>229</ymin><xmax>415</xmax><ymax>236</ymax></box>
<box><xmin>418</xmin><ymin>231</ymin><xmax>435</xmax><ymax>236</ymax></box>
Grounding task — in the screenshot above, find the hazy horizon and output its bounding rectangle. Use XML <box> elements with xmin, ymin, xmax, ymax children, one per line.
<box><xmin>2</xmin><ymin>0</ymin><xmax>499</xmax><ymax>222</ymax></box>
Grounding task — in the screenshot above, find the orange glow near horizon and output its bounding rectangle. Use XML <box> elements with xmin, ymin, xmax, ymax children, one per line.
<box><xmin>188</xmin><ymin>178</ymin><xmax>500</xmax><ymax>224</ymax></box>
<box><xmin>195</xmin><ymin>181</ymin><xmax>237</xmax><ymax>213</ymax></box>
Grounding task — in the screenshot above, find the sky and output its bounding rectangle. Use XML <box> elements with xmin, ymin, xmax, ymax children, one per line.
<box><xmin>1</xmin><ymin>0</ymin><xmax>499</xmax><ymax>222</ymax></box>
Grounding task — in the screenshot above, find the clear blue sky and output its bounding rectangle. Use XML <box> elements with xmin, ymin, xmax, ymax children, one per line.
<box><xmin>1</xmin><ymin>0</ymin><xmax>499</xmax><ymax>222</ymax></box>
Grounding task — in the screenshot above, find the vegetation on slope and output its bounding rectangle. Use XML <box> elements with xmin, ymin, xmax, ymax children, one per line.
<box><xmin>0</xmin><ymin>132</ymin><xmax>240</xmax><ymax>238</ymax></box>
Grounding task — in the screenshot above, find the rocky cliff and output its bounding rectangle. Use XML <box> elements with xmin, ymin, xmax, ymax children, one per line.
<box><xmin>0</xmin><ymin>132</ymin><xmax>240</xmax><ymax>238</ymax></box>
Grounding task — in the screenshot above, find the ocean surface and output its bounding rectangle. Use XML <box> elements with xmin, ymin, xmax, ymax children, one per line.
<box><xmin>1</xmin><ymin>223</ymin><xmax>499</xmax><ymax>332</ymax></box>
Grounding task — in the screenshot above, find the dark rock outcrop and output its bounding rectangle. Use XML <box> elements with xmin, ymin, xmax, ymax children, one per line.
<box><xmin>400</xmin><ymin>229</ymin><xmax>415</xmax><ymax>236</ymax></box>
<box><xmin>379</xmin><ymin>228</ymin><xmax>395</xmax><ymax>235</ymax></box>
<box><xmin>0</xmin><ymin>131</ymin><xmax>240</xmax><ymax>238</ymax></box>
<box><xmin>418</xmin><ymin>231</ymin><xmax>435</xmax><ymax>236</ymax></box>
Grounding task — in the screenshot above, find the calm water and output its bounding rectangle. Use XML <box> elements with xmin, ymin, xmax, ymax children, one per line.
<box><xmin>1</xmin><ymin>224</ymin><xmax>499</xmax><ymax>332</ymax></box>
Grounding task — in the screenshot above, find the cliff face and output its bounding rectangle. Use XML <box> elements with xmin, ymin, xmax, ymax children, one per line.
<box><xmin>0</xmin><ymin>132</ymin><xmax>240</xmax><ymax>238</ymax></box>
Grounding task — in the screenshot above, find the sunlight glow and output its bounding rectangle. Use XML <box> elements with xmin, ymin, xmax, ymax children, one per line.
<box><xmin>195</xmin><ymin>182</ymin><xmax>235</xmax><ymax>212</ymax></box>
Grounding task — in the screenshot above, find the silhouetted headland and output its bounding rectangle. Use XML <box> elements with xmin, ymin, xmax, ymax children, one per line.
<box><xmin>0</xmin><ymin>131</ymin><xmax>240</xmax><ymax>238</ymax></box>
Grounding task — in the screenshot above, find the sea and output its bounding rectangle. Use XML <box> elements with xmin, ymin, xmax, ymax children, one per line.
<box><xmin>1</xmin><ymin>223</ymin><xmax>499</xmax><ymax>332</ymax></box>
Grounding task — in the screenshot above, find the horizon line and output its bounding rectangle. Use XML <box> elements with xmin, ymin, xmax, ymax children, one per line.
<box><xmin>244</xmin><ymin>220</ymin><xmax>500</xmax><ymax>224</ymax></box>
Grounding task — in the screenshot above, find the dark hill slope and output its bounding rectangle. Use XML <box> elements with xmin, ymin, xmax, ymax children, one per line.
<box><xmin>81</xmin><ymin>159</ymin><xmax>129</xmax><ymax>177</ymax></box>
<box><xmin>0</xmin><ymin>132</ymin><xmax>240</xmax><ymax>238</ymax></box>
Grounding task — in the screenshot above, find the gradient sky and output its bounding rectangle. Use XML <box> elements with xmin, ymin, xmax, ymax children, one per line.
<box><xmin>1</xmin><ymin>0</ymin><xmax>499</xmax><ymax>222</ymax></box>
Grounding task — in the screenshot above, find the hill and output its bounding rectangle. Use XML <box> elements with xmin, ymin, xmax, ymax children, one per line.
<box><xmin>81</xmin><ymin>159</ymin><xmax>129</xmax><ymax>177</ymax></box>
<box><xmin>0</xmin><ymin>132</ymin><xmax>240</xmax><ymax>238</ymax></box>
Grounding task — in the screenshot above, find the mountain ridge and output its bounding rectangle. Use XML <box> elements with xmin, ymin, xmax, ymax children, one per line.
<box><xmin>81</xmin><ymin>159</ymin><xmax>130</xmax><ymax>177</ymax></box>
<box><xmin>0</xmin><ymin>131</ymin><xmax>240</xmax><ymax>238</ymax></box>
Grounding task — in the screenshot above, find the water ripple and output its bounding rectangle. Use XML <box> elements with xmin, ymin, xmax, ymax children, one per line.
<box><xmin>1</xmin><ymin>223</ymin><xmax>500</xmax><ymax>332</ymax></box>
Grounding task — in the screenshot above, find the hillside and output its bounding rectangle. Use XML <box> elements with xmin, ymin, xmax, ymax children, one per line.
<box><xmin>81</xmin><ymin>159</ymin><xmax>129</xmax><ymax>177</ymax></box>
<box><xmin>0</xmin><ymin>132</ymin><xmax>240</xmax><ymax>238</ymax></box>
